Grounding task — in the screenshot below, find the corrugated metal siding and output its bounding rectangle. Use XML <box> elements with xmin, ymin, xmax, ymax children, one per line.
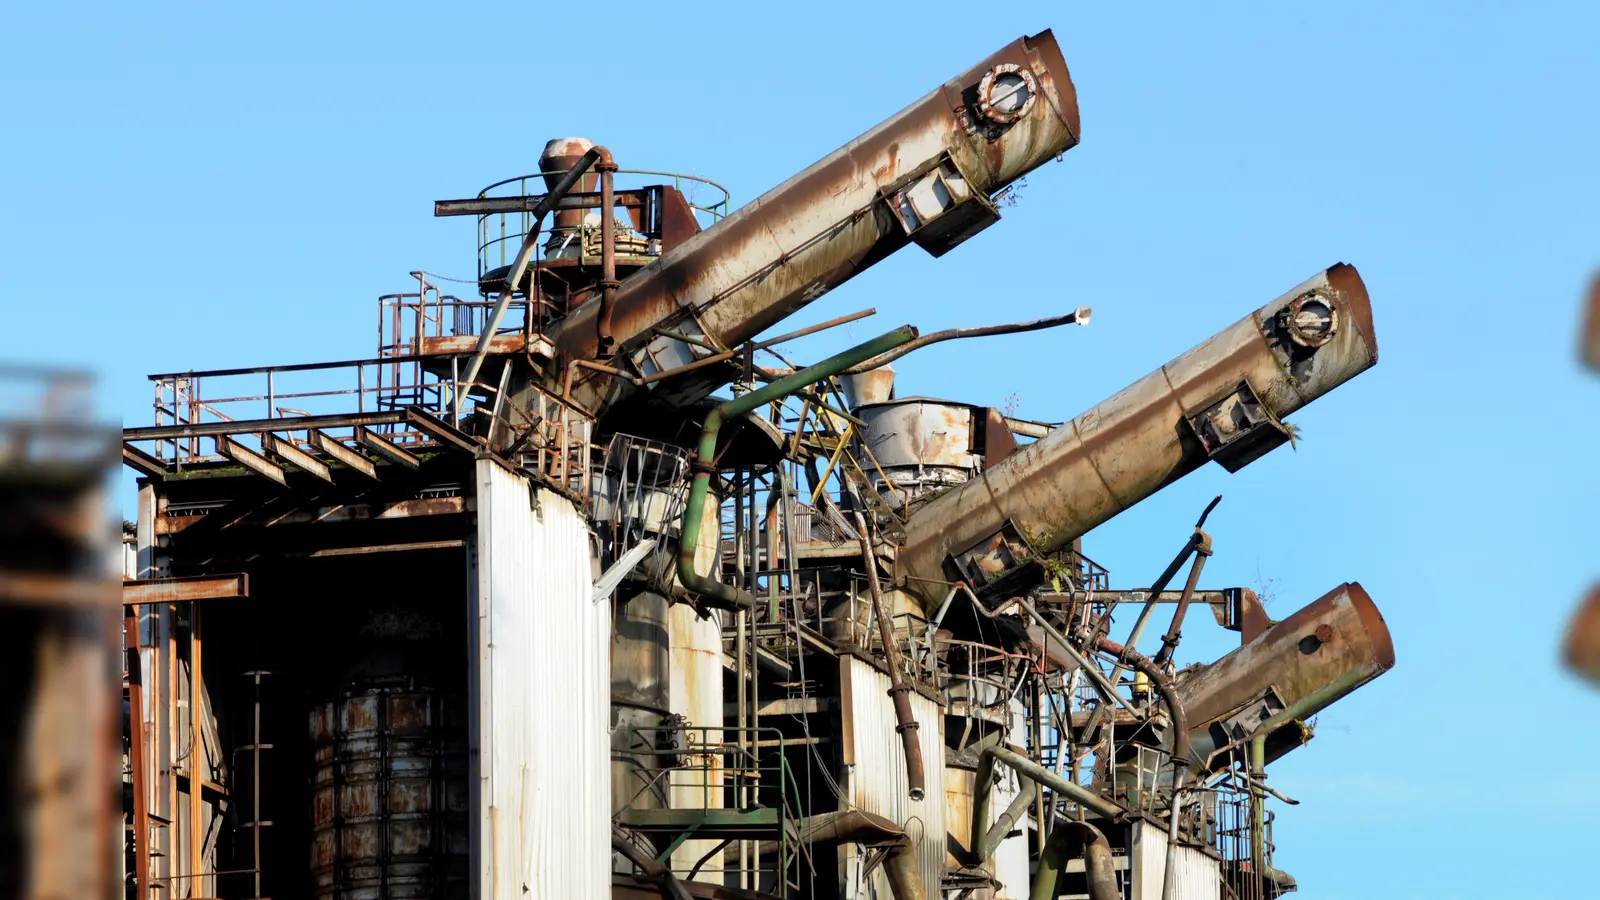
<box><xmin>840</xmin><ymin>656</ymin><xmax>946</xmax><ymax>900</ymax></box>
<box><xmin>943</xmin><ymin>765</ymin><xmax>1028</xmax><ymax>900</ymax></box>
<box><xmin>1130</xmin><ymin>820</ymin><xmax>1221</xmax><ymax>900</ymax></box>
<box><xmin>473</xmin><ymin>461</ymin><xmax>610</xmax><ymax>900</ymax></box>
<box><xmin>667</xmin><ymin>604</ymin><xmax>724</xmax><ymax>872</ymax></box>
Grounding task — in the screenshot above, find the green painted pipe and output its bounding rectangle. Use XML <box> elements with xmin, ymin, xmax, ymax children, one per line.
<box><xmin>1033</xmin><ymin>820</ymin><xmax>1118</xmax><ymax>900</ymax></box>
<box><xmin>1247</xmin><ymin>667</ymin><xmax>1369</xmax><ymax>883</ymax></box>
<box><xmin>675</xmin><ymin>325</ymin><xmax>917</xmax><ymax>610</ymax></box>
<box><xmin>972</xmin><ymin>745</ymin><xmax>1125</xmax><ymax>861</ymax></box>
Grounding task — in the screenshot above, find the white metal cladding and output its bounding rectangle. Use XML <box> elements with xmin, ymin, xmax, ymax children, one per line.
<box><xmin>472</xmin><ymin>461</ymin><xmax>610</xmax><ymax>900</ymax></box>
<box><xmin>1129</xmin><ymin>820</ymin><xmax>1221</xmax><ymax>900</ymax></box>
<box><xmin>840</xmin><ymin>656</ymin><xmax>946</xmax><ymax>900</ymax></box>
<box><xmin>667</xmin><ymin>604</ymin><xmax>724</xmax><ymax>872</ymax></box>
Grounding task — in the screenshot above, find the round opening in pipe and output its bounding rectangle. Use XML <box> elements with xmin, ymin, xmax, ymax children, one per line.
<box><xmin>1284</xmin><ymin>291</ymin><xmax>1340</xmax><ymax>348</ymax></box>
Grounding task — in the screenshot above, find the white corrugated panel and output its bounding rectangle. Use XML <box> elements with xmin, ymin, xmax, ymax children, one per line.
<box><xmin>841</xmin><ymin>656</ymin><xmax>947</xmax><ymax>900</ymax></box>
<box><xmin>1130</xmin><ymin>820</ymin><xmax>1221</xmax><ymax>900</ymax></box>
<box><xmin>667</xmin><ymin>603</ymin><xmax>724</xmax><ymax>872</ymax></box>
<box><xmin>473</xmin><ymin>461</ymin><xmax>610</xmax><ymax>900</ymax></box>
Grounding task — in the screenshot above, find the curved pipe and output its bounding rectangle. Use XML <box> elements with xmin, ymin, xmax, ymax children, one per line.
<box><xmin>1095</xmin><ymin>636</ymin><xmax>1191</xmax><ymax>900</ymax></box>
<box><xmin>612</xmin><ymin>827</ymin><xmax>694</xmax><ymax>900</ymax></box>
<box><xmin>974</xmin><ymin>745</ymin><xmax>1124</xmax><ymax>828</ymax></box>
<box><xmin>853</xmin><ymin>512</ymin><xmax>925</xmax><ymax>801</ymax></box>
<box><xmin>1033</xmin><ymin>820</ymin><xmax>1117</xmax><ymax>900</ymax></box>
<box><xmin>1245</xmin><ymin>668</ymin><xmax>1368</xmax><ymax>895</ymax></box>
<box><xmin>676</xmin><ymin>326</ymin><xmax>918</xmax><ymax>610</ymax></box>
<box><xmin>841</xmin><ymin>308</ymin><xmax>1090</xmax><ymax>374</ymax></box>
<box><xmin>794</xmin><ymin>811</ymin><xmax>925</xmax><ymax>900</ymax></box>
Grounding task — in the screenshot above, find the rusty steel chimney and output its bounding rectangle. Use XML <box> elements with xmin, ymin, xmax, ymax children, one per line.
<box><xmin>895</xmin><ymin>264</ymin><xmax>1378</xmax><ymax>603</ymax></box>
<box><xmin>1175</xmin><ymin>582</ymin><xmax>1395</xmax><ymax>770</ymax></box>
<box><xmin>540</xmin><ymin>137</ymin><xmax>599</xmax><ymax>257</ymax></box>
<box><xmin>553</xmin><ymin>30</ymin><xmax>1080</xmax><ymax>408</ymax></box>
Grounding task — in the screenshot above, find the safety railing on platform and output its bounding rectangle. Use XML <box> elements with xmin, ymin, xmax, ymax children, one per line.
<box><xmin>617</xmin><ymin>725</ymin><xmax>798</xmax><ymax>895</ymax></box>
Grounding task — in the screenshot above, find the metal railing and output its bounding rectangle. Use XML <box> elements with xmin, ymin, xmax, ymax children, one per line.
<box><xmin>619</xmin><ymin>725</ymin><xmax>798</xmax><ymax>894</ymax></box>
<box><xmin>474</xmin><ymin>168</ymin><xmax>731</xmax><ymax>286</ymax></box>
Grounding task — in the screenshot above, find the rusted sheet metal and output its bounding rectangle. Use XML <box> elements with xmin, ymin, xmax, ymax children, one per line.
<box><xmin>417</xmin><ymin>333</ymin><xmax>552</xmax><ymax>357</ymax></box>
<box><xmin>310</xmin><ymin>682</ymin><xmax>469</xmax><ymax>900</ymax></box>
<box><xmin>843</xmin><ymin>364</ymin><xmax>897</xmax><ymax>409</ymax></box>
<box><xmin>122</xmin><ymin>573</ymin><xmax>248</xmax><ymax>605</ymax></box>
<box><xmin>897</xmin><ymin>265</ymin><xmax>1378</xmax><ymax>604</ymax></box>
<box><xmin>1565</xmin><ymin>585</ymin><xmax>1600</xmax><ymax>685</ymax></box>
<box><xmin>1174</xmin><ymin>582</ymin><xmax>1394</xmax><ymax>768</ymax></box>
<box><xmin>472</xmin><ymin>462</ymin><xmax>611</xmax><ymax>900</ymax></box>
<box><xmin>839</xmin><ymin>656</ymin><xmax>946</xmax><ymax>900</ymax></box>
<box><xmin>859</xmin><ymin>399</ymin><xmax>979</xmax><ymax>469</ymax></box>
<box><xmin>554</xmin><ymin>31</ymin><xmax>1080</xmax><ymax>406</ymax></box>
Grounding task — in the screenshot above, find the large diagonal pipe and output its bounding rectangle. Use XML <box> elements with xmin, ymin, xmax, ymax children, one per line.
<box><xmin>1177</xmin><ymin>582</ymin><xmax>1394</xmax><ymax>771</ymax></box>
<box><xmin>554</xmin><ymin>30</ymin><xmax>1080</xmax><ymax>408</ymax></box>
<box><xmin>896</xmin><ymin>264</ymin><xmax>1378</xmax><ymax>606</ymax></box>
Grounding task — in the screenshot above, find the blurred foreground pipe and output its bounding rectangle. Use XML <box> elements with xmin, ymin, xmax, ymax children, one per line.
<box><xmin>855</xmin><ymin>512</ymin><xmax>926</xmax><ymax>801</ymax></box>
<box><xmin>897</xmin><ymin>264</ymin><xmax>1378</xmax><ymax>607</ymax></box>
<box><xmin>1565</xmin><ymin>585</ymin><xmax>1600</xmax><ymax>685</ymax></box>
<box><xmin>1177</xmin><ymin>582</ymin><xmax>1394</xmax><ymax>770</ymax></box>
<box><xmin>555</xmin><ymin>31</ymin><xmax>1081</xmax><ymax>405</ymax></box>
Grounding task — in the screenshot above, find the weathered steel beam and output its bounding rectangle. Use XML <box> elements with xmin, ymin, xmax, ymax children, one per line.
<box><xmin>214</xmin><ymin>437</ymin><xmax>286</xmax><ymax>486</ymax></box>
<box><xmin>355</xmin><ymin>427</ymin><xmax>420</xmax><ymax>470</ymax></box>
<box><xmin>122</xmin><ymin>574</ymin><xmax>249</xmax><ymax>606</ymax></box>
<box><xmin>309</xmin><ymin>429</ymin><xmax>378</xmax><ymax>480</ymax></box>
<box><xmin>124</xmin><ymin>410</ymin><xmax>405</xmax><ymax>442</ymax></box>
<box><xmin>306</xmin><ymin>539</ymin><xmax>465</xmax><ymax>557</ymax></box>
<box><xmin>121</xmin><ymin>442</ymin><xmax>167</xmax><ymax>478</ymax></box>
<box><xmin>405</xmin><ymin>406</ymin><xmax>481</xmax><ymax>455</ymax></box>
<box><xmin>434</xmin><ymin>189</ymin><xmax>654</xmax><ymax>218</ymax></box>
<box><xmin>263</xmin><ymin>433</ymin><xmax>333</xmax><ymax>483</ymax></box>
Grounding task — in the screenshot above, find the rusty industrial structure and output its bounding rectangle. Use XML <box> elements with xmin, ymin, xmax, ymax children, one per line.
<box><xmin>1567</xmin><ymin>273</ymin><xmax>1600</xmax><ymax>686</ymax></box>
<box><xmin>118</xmin><ymin>30</ymin><xmax>1395</xmax><ymax>900</ymax></box>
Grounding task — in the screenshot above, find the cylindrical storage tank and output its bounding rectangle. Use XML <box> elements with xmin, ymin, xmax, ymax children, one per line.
<box><xmin>855</xmin><ymin>399</ymin><xmax>981</xmax><ymax>512</ymax></box>
<box><xmin>1174</xmin><ymin>582</ymin><xmax>1394</xmax><ymax>770</ymax></box>
<box><xmin>558</xmin><ymin>30</ymin><xmax>1080</xmax><ymax>408</ymax></box>
<box><xmin>612</xmin><ymin>589</ymin><xmax>673</xmax><ymax>816</ymax></box>
<box><xmin>310</xmin><ymin>679</ymin><xmax>468</xmax><ymax>900</ymax></box>
<box><xmin>897</xmin><ymin>265</ymin><xmax>1378</xmax><ymax>608</ymax></box>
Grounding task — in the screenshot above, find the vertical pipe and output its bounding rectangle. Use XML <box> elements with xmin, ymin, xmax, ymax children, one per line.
<box><xmin>596</xmin><ymin>158</ymin><xmax>619</xmax><ymax>357</ymax></box>
<box><xmin>251</xmin><ymin>672</ymin><xmax>263</xmax><ymax>900</ymax></box>
<box><xmin>188</xmin><ymin>608</ymin><xmax>204</xmax><ymax>897</ymax></box>
<box><xmin>1154</xmin><ymin>542</ymin><xmax>1210</xmax><ymax>667</ymax></box>
<box><xmin>854</xmin><ymin>512</ymin><xmax>926</xmax><ymax>801</ymax></box>
<box><xmin>125</xmin><ymin>608</ymin><xmax>149</xmax><ymax>900</ymax></box>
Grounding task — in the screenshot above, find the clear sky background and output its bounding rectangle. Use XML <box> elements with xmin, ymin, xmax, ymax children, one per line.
<box><xmin>4</xmin><ymin>3</ymin><xmax>1596</xmax><ymax>898</ymax></box>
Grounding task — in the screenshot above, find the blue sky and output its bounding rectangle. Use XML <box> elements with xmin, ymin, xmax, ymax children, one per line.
<box><xmin>4</xmin><ymin>3</ymin><xmax>1596</xmax><ymax>897</ymax></box>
